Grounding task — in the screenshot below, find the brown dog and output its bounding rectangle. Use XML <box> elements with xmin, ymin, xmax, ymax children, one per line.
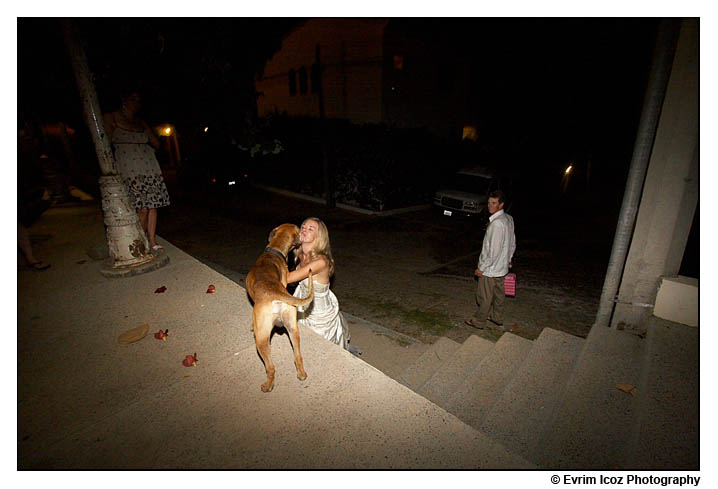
<box><xmin>246</xmin><ymin>223</ymin><xmax>314</xmax><ymax>392</ymax></box>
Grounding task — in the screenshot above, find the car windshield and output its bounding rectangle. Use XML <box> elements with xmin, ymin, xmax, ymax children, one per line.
<box><xmin>443</xmin><ymin>174</ymin><xmax>492</xmax><ymax>195</ymax></box>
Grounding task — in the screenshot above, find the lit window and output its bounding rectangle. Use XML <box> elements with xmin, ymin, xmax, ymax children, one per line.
<box><xmin>462</xmin><ymin>126</ymin><xmax>478</xmax><ymax>141</ymax></box>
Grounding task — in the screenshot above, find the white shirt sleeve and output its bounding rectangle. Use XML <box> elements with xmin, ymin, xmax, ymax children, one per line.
<box><xmin>478</xmin><ymin>213</ymin><xmax>515</xmax><ymax>276</ymax></box>
<box><xmin>509</xmin><ymin>216</ymin><xmax>516</xmax><ymax>263</ymax></box>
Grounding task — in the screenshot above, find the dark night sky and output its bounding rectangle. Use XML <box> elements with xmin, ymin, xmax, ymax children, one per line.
<box><xmin>17</xmin><ymin>16</ymin><xmax>659</xmax><ymax>189</ymax></box>
<box><xmin>388</xmin><ymin>18</ymin><xmax>657</xmax><ymax>170</ymax></box>
<box><xmin>18</xmin><ymin>18</ymin><xmax>300</xmax><ymax>125</ymax></box>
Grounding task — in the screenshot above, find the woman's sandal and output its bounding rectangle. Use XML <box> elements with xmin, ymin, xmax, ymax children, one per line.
<box><xmin>151</xmin><ymin>244</ymin><xmax>164</xmax><ymax>252</ymax></box>
<box><xmin>28</xmin><ymin>261</ymin><xmax>51</xmax><ymax>271</ymax></box>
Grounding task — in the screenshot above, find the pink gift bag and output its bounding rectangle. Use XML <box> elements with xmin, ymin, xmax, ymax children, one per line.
<box><xmin>504</xmin><ymin>272</ymin><xmax>516</xmax><ymax>297</ymax></box>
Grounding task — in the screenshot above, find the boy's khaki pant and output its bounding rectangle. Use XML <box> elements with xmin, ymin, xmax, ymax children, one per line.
<box><xmin>472</xmin><ymin>275</ymin><xmax>505</xmax><ymax>326</ymax></box>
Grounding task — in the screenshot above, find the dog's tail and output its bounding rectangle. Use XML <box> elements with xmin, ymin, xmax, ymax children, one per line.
<box><xmin>282</xmin><ymin>269</ymin><xmax>314</xmax><ymax>308</ymax></box>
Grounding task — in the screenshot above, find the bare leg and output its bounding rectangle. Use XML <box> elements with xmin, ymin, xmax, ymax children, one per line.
<box><xmin>18</xmin><ymin>221</ymin><xmax>49</xmax><ymax>269</ymax></box>
<box><xmin>137</xmin><ymin>208</ymin><xmax>149</xmax><ymax>231</ymax></box>
<box><xmin>17</xmin><ymin>221</ymin><xmax>37</xmax><ymax>264</ymax></box>
<box><xmin>147</xmin><ymin>208</ymin><xmax>158</xmax><ymax>247</ymax></box>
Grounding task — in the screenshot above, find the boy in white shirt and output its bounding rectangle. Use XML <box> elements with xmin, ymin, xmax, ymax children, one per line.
<box><xmin>466</xmin><ymin>189</ymin><xmax>516</xmax><ymax>330</ymax></box>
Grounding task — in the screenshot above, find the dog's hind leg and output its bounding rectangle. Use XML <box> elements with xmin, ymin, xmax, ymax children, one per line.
<box><xmin>282</xmin><ymin>306</ymin><xmax>307</xmax><ymax>381</ymax></box>
<box><xmin>253</xmin><ymin>308</ymin><xmax>276</xmax><ymax>392</ymax></box>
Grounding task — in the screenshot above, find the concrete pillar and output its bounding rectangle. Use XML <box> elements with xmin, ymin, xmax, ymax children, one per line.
<box><xmin>611</xmin><ymin>19</ymin><xmax>699</xmax><ymax>333</ymax></box>
<box><xmin>62</xmin><ymin>20</ymin><xmax>168</xmax><ymax>276</ymax></box>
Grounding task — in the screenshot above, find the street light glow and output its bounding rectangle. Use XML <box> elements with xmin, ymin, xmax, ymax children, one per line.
<box><xmin>565</xmin><ymin>165</ymin><xmax>573</xmax><ymax>175</ymax></box>
<box><xmin>157</xmin><ymin>124</ymin><xmax>174</xmax><ymax>136</ymax></box>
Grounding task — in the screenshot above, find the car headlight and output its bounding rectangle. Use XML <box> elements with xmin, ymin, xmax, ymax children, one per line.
<box><xmin>464</xmin><ymin>201</ymin><xmax>478</xmax><ymax>210</ymax></box>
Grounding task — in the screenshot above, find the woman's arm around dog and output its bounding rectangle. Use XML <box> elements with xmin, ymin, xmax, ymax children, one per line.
<box><xmin>287</xmin><ymin>256</ymin><xmax>329</xmax><ymax>284</ymax></box>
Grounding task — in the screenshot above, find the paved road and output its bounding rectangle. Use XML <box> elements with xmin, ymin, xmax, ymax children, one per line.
<box><xmin>160</xmin><ymin>182</ymin><xmax>609</xmax><ymax>345</ymax></box>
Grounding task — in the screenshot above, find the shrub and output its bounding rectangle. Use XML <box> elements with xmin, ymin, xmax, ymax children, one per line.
<box><xmin>249</xmin><ymin>115</ymin><xmax>446</xmax><ymax>211</ymax></box>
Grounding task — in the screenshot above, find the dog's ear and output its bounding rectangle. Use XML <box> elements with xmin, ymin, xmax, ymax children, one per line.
<box><xmin>268</xmin><ymin>227</ymin><xmax>277</xmax><ymax>243</ymax></box>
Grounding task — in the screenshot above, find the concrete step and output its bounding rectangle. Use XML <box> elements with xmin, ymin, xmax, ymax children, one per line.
<box><xmin>341</xmin><ymin>313</ymin><xmax>428</xmax><ymax>381</ymax></box>
<box><xmin>444</xmin><ymin>332</ymin><xmax>534</xmax><ymax>429</ymax></box>
<box><xmin>623</xmin><ymin>317</ymin><xmax>699</xmax><ymax>470</ymax></box>
<box><xmin>397</xmin><ymin>337</ymin><xmax>462</xmax><ymax>391</ymax></box>
<box><xmin>536</xmin><ymin>325</ymin><xmax>645</xmax><ymax>469</ymax></box>
<box><xmin>479</xmin><ymin>327</ymin><xmax>585</xmax><ymax>463</ymax></box>
<box><xmin>417</xmin><ymin>335</ymin><xmax>495</xmax><ymax>407</ymax></box>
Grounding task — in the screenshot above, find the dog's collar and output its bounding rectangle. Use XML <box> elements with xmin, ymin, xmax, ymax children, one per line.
<box><xmin>263</xmin><ymin>247</ymin><xmax>287</xmax><ymax>261</ymax></box>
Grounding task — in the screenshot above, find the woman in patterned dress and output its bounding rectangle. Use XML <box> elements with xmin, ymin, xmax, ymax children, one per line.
<box><xmin>103</xmin><ymin>90</ymin><xmax>170</xmax><ymax>251</ymax></box>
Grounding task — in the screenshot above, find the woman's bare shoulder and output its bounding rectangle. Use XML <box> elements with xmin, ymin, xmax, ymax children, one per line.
<box><xmin>309</xmin><ymin>255</ymin><xmax>329</xmax><ymax>267</ymax></box>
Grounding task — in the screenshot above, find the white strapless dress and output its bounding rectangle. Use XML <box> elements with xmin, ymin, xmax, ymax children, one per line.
<box><xmin>292</xmin><ymin>278</ymin><xmax>349</xmax><ymax>349</ymax></box>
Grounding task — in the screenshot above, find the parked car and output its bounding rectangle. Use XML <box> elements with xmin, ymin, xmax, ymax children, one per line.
<box><xmin>433</xmin><ymin>165</ymin><xmax>514</xmax><ymax>218</ymax></box>
<box><xmin>178</xmin><ymin>135</ymin><xmax>251</xmax><ymax>202</ymax></box>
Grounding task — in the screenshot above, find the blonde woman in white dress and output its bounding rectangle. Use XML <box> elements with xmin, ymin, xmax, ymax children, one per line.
<box><xmin>287</xmin><ymin>217</ymin><xmax>358</xmax><ymax>354</ymax></box>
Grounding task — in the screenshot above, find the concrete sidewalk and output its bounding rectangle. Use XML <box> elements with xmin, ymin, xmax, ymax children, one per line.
<box><xmin>17</xmin><ymin>203</ymin><xmax>532</xmax><ymax>469</ymax></box>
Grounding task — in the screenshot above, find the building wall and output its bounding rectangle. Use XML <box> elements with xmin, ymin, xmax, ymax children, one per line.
<box><xmin>256</xmin><ymin>19</ymin><xmax>388</xmax><ymax>123</ymax></box>
<box><xmin>256</xmin><ymin>19</ymin><xmax>468</xmax><ymax>140</ymax></box>
<box><xmin>381</xmin><ymin>25</ymin><xmax>467</xmax><ymax>139</ymax></box>
<box><xmin>610</xmin><ymin>19</ymin><xmax>699</xmax><ymax>332</ymax></box>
